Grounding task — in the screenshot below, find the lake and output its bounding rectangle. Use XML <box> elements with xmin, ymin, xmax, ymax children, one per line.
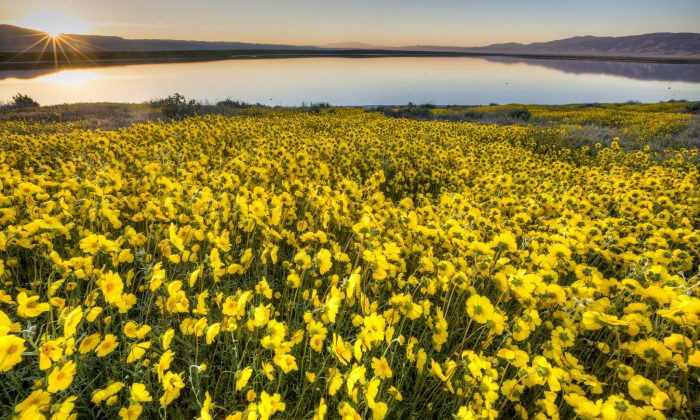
<box><xmin>1</xmin><ymin>56</ymin><xmax>699</xmax><ymax>106</ymax></box>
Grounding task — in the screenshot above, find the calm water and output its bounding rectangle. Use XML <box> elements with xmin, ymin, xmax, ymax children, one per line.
<box><xmin>1</xmin><ymin>57</ymin><xmax>699</xmax><ymax>106</ymax></box>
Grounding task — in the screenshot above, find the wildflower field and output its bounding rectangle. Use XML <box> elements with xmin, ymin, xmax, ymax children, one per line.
<box><xmin>0</xmin><ymin>104</ymin><xmax>699</xmax><ymax>419</ymax></box>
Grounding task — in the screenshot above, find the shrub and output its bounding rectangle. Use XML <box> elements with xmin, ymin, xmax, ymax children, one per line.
<box><xmin>686</xmin><ymin>101</ymin><xmax>700</xmax><ymax>114</ymax></box>
<box><xmin>10</xmin><ymin>93</ymin><xmax>40</xmax><ymax>109</ymax></box>
<box><xmin>462</xmin><ymin>110</ymin><xmax>484</xmax><ymax>120</ymax></box>
<box><xmin>506</xmin><ymin>108</ymin><xmax>532</xmax><ymax>121</ymax></box>
<box><xmin>383</xmin><ymin>104</ymin><xmax>434</xmax><ymax>120</ymax></box>
<box><xmin>155</xmin><ymin>93</ymin><xmax>200</xmax><ymax>121</ymax></box>
<box><xmin>300</xmin><ymin>102</ymin><xmax>331</xmax><ymax>113</ymax></box>
<box><xmin>216</xmin><ymin>99</ymin><xmax>253</xmax><ymax>109</ymax></box>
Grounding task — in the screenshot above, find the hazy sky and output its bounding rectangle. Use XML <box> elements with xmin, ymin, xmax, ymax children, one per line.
<box><xmin>3</xmin><ymin>0</ymin><xmax>700</xmax><ymax>46</ymax></box>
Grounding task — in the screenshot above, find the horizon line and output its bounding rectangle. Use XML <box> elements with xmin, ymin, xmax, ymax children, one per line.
<box><xmin>3</xmin><ymin>23</ymin><xmax>700</xmax><ymax>50</ymax></box>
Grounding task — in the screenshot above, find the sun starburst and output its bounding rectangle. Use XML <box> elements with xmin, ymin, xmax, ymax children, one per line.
<box><xmin>5</xmin><ymin>14</ymin><xmax>101</xmax><ymax>70</ymax></box>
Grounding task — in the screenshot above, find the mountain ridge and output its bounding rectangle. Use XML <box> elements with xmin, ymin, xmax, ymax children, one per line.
<box><xmin>1</xmin><ymin>24</ymin><xmax>698</xmax><ymax>58</ymax></box>
<box><xmin>0</xmin><ymin>24</ymin><xmax>318</xmax><ymax>52</ymax></box>
<box><xmin>477</xmin><ymin>32</ymin><xmax>700</xmax><ymax>56</ymax></box>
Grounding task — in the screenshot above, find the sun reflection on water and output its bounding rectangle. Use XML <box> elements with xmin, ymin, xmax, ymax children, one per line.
<box><xmin>38</xmin><ymin>70</ymin><xmax>100</xmax><ymax>86</ymax></box>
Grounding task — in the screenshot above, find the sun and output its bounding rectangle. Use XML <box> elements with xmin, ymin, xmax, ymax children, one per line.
<box><xmin>12</xmin><ymin>10</ymin><xmax>91</xmax><ymax>36</ymax></box>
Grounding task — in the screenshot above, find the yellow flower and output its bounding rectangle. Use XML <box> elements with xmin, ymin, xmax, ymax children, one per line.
<box><xmin>491</xmin><ymin>231</ymin><xmax>517</xmax><ymax>252</ymax></box>
<box><xmin>431</xmin><ymin>308</ymin><xmax>449</xmax><ymax>351</ymax></box>
<box><xmin>465</xmin><ymin>294</ymin><xmax>494</xmax><ymax>324</ymax></box>
<box><xmin>127</xmin><ymin>341</ymin><xmax>151</xmax><ymax>363</ymax></box>
<box><xmin>100</xmin><ymin>271</ymin><xmax>124</xmax><ymax>304</ymax></box>
<box><xmin>388</xmin><ymin>386</ymin><xmax>403</xmax><ymax>401</ymax></box>
<box><xmin>124</xmin><ymin>321</ymin><xmax>152</xmax><ymax>339</ymax></box>
<box><xmin>581</xmin><ymin>311</ymin><xmax>603</xmax><ymax>330</ymax></box>
<box><xmin>316</xmin><ymin>248</ymin><xmax>333</xmax><ymax>274</ymax></box>
<box><xmin>14</xmin><ymin>389</ymin><xmax>51</xmax><ymax>415</ymax></box>
<box><xmin>16</xmin><ymin>292</ymin><xmax>50</xmax><ymax>318</ymax></box>
<box><xmin>161</xmin><ymin>328</ymin><xmax>175</xmax><ymax>350</ymax></box>
<box><xmin>597</xmin><ymin>313</ymin><xmax>629</xmax><ymax>327</ymax></box>
<box><xmin>362</xmin><ymin>312</ymin><xmax>386</xmax><ymax>344</ymax></box>
<box><xmin>157</xmin><ymin>350</ymin><xmax>175</xmax><ymax>381</ymax></box>
<box><xmin>327</xmin><ymin>368</ymin><xmax>343</xmax><ymax>396</ymax></box>
<box><xmin>431</xmin><ymin>359</ymin><xmax>449</xmax><ymax>382</ymax></box>
<box><xmin>0</xmin><ymin>334</ymin><xmax>26</xmax><ymax>372</ymax></box>
<box><xmin>532</xmin><ymin>356</ymin><xmax>562</xmax><ymax>392</ymax></box>
<box><xmin>91</xmin><ymin>382</ymin><xmax>125</xmax><ymax>405</ymax></box>
<box><xmin>650</xmin><ymin>391</ymin><xmax>671</xmax><ymax>410</ymax></box>
<box><xmin>52</xmin><ymin>396</ymin><xmax>78</xmax><ymax>420</ymax></box>
<box><xmin>324</xmin><ymin>288</ymin><xmax>341</xmax><ymax>323</ymax></box>
<box><xmin>85</xmin><ymin>307</ymin><xmax>103</xmax><ymax>323</ymax></box>
<box><xmin>188</xmin><ymin>268</ymin><xmax>201</xmax><ymax>288</ymax></box>
<box><xmin>79</xmin><ymin>234</ymin><xmax>102</xmax><ymax>255</ymax></box>
<box><xmin>200</xmin><ymin>391</ymin><xmax>213</xmax><ymax>420</ymax></box>
<box><xmin>416</xmin><ymin>348</ymin><xmax>427</xmax><ymax>374</ymax></box>
<box><xmin>347</xmin><ymin>364</ymin><xmax>367</xmax><ymax>395</ymax></box>
<box><xmin>551</xmin><ymin>326</ymin><xmax>575</xmax><ymax>350</ymax></box>
<box><xmin>273</xmin><ymin>353</ymin><xmax>298</xmax><ymax>373</ymax></box>
<box><xmin>293</xmin><ymin>250</ymin><xmax>312</xmax><ymax>270</ymax></box>
<box><xmin>95</xmin><ymin>334</ymin><xmax>119</xmax><ymax>357</ymax></box>
<box><xmin>169</xmin><ymin>223</ymin><xmax>186</xmax><ymax>252</ymax></box>
<box><xmin>236</xmin><ymin>366</ymin><xmax>253</xmax><ymax>391</ymax></box>
<box><xmin>563</xmin><ymin>394</ymin><xmax>616</xmax><ymax>420</ymax></box>
<box><xmin>0</xmin><ymin>308</ymin><xmax>20</xmax><ymax>332</ymax></box>
<box><xmin>312</xmin><ymin>398</ymin><xmax>327</xmax><ymax>420</ymax></box>
<box><xmin>616</xmin><ymin>363</ymin><xmax>634</xmax><ymax>381</ymax></box>
<box><xmin>79</xmin><ymin>333</ymin><xmax>101</xmax><ymax>354</ymax></box>
<box><xmin>371</xmin><ymin>356</ymin><xmax>393</xmax><ymax>379</ymax></box>
<box><xmin>688</xmin><ymin>350</ymin><xmax>700</xmax><ymax>367</ymax></box>
<box><xmin>119</xmin><ymin>403</ymin><xmax>143</xmax><ymax>420</ymax></box>
<box><xmin>149</xmin><ymin>262</ymin><xmax>166</xmax><ymax>292</ymax></box>
<box><xmin>633</xmin><ymin>338</ymin><xmax>672</xmax><ymax>364</ymax></box>
<box><xmin>246</xmin><ymin>390</ymin><xmax>257</xmax><ymax>403</ymax></box>
<box><xmin>628</xmin><ymin>375</ymin><xmax>659</xmax><ymax>403</ymax></box>
<box><xmin>454</xmin><ymin>406</ymin><xmax>476</xmax><ymax>420</ymax></box>
<box><xmin>331</xmin><ymin>334</ymin><xmax>352</xmax><ymax>365</ymax></box>
<box><xmin>663</xmin><ymin>333</ymin><xmax>692</xmax><ymax>353</ymax></box>
<box><xmin>47</xmin><ymin>360</ymin><xmax>77</xmax><ymax>393</ymax></box>
<box><xmin>39</xmin><ymin>339</ymin><xmax>63</xmax><ymax>370</ymax></box>
<box><xmin>305</xmin><ymin>371</ymin><xmax>316</xmax><ymax>383</ymax></box>
<box><xmin>205</xmin><ymin>323</ymin><xmax>221</xmax><ymax>345</ymax></box>
<box><xmin>309</xmin><ymin>334</ymin><xmax>325</xmax><ymax>352</ymax></box>
<box><xmin>372</xmin><ymin>402</ymin><xmax>388</xmax><ymax>420</ymax></box>
<box><xmin>130</xmin><ymin>382</ymin><xmax>153</xmax><ymax>402</ymax></box>
<box><xmin>255</xmin><ymin>277</ymin><xmax>273</xmax><ymax>299</ymax></box>
<box><xmin>365</xmin><ymin>377</ymin><xmax>380</xmax><ymax>408</ymax></box>
<box><xmin>160</xmin><ymin>371</ymin><xmax>185</xmax><ymax>407</ymax></box>
<box><xmin>258</xmin><ymin>391</ymin><xmax>285</xmax><ymax>419</ymax></box>
<box><xmin>62</xmin><ymin>306</ymin><xmax>83</xmax><ymax>338</ymax></box>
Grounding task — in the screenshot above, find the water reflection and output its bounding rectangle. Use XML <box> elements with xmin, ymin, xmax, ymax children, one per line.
<box><xmin>482</xmin><ymin>57</ymin><xmax>700</xmax><ymax>83</ymax></box>
<box><xmin>0</xmin><ymin>68</ymin><xmax>57</xmax><ymax>80</ymax></box>
<box><xmin>3</xmin><ymin>56</ymin><xmax>699</xmax><ymax>83</ymax></box>
<box><xmin>1</xmin><ymin>57</ymin><xmax>698</xmax><ymax>106</ymax></box>
<box><xmin>40</xmin><ymin>70</ymin><xmax>100</xmax><ymax>86</ymax></box>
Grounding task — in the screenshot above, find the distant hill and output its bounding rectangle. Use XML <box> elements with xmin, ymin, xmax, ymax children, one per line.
<box><xmin>1</xmin><ymin>25</ymin><xmax>698</xmax><ymax>60</ymax></box>
<box><xmin>0</xmin><ymin>24</ymin><xmax>317</xmax><ymax>52</ymax></box>
<box><xmin>405</xmin><ymin>33</ymin><xmax>700</xmax><ymax>57</ymax></box>
<box><xmin>322</xmin><ymin>42</ymin><xmax>380</xmax><ymax>49</ymax></box>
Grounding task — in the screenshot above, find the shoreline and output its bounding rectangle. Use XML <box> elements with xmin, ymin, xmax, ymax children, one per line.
<box><xmin>2</xmin><ymin>49</ymin><xmax>700</xmax><ymax>71</ymax></box>
<box><xmin>1</xmin><ymin>101</ymin><xmax>697</xmax><ymax>132</ymax></box>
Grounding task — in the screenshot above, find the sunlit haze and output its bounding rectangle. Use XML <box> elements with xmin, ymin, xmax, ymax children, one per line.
<box><xmin>10</xmin><ymin>10</ymin><xmax>92</xmax><ymax>37</ymax></box>
<box><xmin>3</xmin><ymin>0</ymin><xmax>700</xmax><ymax>46</ymax></box>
